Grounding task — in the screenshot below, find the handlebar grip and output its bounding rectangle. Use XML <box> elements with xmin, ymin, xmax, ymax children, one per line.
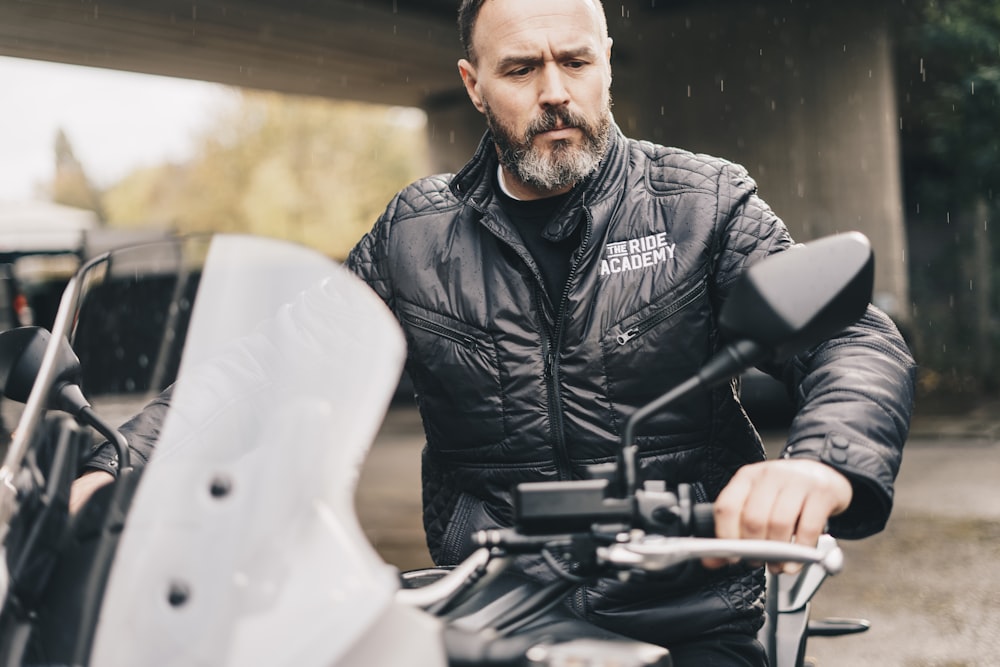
<box><xmin>690</xmin><ymin>503</ymin><xmax>715</xmax><ymax>538</ymax></box>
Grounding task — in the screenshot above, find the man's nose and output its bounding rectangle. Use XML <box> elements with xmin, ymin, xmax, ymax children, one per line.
<box><xmin>538</xmin><ymin>63</ymin><xmax>571</xmax><ymax>108</ymax></box>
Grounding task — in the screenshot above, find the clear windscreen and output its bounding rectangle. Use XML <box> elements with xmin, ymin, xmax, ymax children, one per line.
<box><xmin>2</xmin><ymin>233</ymin><xmax>410</xmax><ymax>664</ymax></box>
<box><xmin>9</xmin><ymin>232</ymin><xmax>406</xmax><ymax>517</ymax></box>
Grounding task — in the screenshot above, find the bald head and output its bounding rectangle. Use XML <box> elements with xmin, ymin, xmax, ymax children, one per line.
<box><xmin>458</xmin><ymin>0</ymin><xmax>608</xmax><ymax>64</ymax></box>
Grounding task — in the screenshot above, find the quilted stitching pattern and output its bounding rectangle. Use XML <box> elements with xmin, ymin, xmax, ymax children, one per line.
<box><xmin>343</xmin><ymin>129</ymin><xmax>913</xmax><ymax>642</ymax></box>
<box><xmin>646</xmin><ymin>145</ymin><xmax>733</xmax><ymax>193</ymax></box>
<box><xmin>715</xmin><ymin>168</ymin><xmax>794</xmax><ymax>291</ymax></box>
<box><xmin>390</xmin><ymin>175</ymin><xmax>456</xmax><ymax>220</ymax></box>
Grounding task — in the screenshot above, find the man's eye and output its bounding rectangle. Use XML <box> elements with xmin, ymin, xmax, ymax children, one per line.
<box><xmin>509</xmin><ymin>67</ymin><xmax>532</xmax><ymax>77</ymax></box>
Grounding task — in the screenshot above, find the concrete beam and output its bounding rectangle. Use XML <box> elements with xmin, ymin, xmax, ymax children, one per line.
<box><xmin>0</xmin><ymin>0</ymin><xmax>462</xmax><ymax>107</ymax></box>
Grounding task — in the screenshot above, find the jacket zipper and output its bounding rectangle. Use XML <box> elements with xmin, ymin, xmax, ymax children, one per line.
<box><xmin>402</xmin><ymin>314</ymin><xmax>480</xmax><ymax>353</ymax></box>
<box><xmin>542</xmin><ymin>206</ymin><xmax>594</xmax><ymax>482</ymax></box>
<box><xmin>615</xmin><ymin>280</ymin><xmax>707</xmax><ymax>345</ymax></box>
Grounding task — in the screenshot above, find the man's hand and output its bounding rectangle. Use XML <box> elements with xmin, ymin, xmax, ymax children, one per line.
<box><xmin>703</xmin><ymin>459</ymin><xmax>853</xmax><ymax>573</ymax></box>
<box><xmin>69</xmin><ymin>470</ymin><xmax>115</xmax><ymax>514</ymax></box>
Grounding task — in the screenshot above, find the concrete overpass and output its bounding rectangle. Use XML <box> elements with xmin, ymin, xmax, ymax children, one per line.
<box><xmin>0</xmin><ymin>0</ymin><xmax>910</xmax><ymax>321</ymax></box>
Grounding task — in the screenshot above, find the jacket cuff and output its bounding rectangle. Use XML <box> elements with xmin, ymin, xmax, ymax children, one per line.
<box><xmin>782</xmin><ymin>433</ymin><xmax>894</xmax><ymax>539</ymax></box>
<box><xmin>82</xmin><ymin>442</ymin><xmax>120</xmax><ymax>479</ymax></box>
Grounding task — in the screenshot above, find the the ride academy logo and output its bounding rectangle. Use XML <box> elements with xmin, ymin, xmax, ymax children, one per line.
<box><xmin>600</xmin><ymin>233</ymin><xmax>676</xmax><ymax>276</ymax></box>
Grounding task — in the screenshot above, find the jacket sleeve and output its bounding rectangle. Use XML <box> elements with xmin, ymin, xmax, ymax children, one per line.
<box><xmin>344</xmin><ymin>194</ymin><xmax>398</xmax><ymax>310</ymax></box>
<box><xmin>84</xmin><ymin>388</ymin><xmax>171</xmax><ymax>476</ymax></box>
<box><xmin>711</xmin><ymin>162</ymin><xmax>916</xmax><ymax>540</ymax></box>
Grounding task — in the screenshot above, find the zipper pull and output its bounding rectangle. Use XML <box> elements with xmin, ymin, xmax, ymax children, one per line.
<box><xmin>544</xmin><ymin>352</ymin><xmax>554</xmax><ymax>378</ymax></box>
<box><xmin>617</xmin><ymin>328</ymin><xmax>639</xmax><ymax>345</ymax></box>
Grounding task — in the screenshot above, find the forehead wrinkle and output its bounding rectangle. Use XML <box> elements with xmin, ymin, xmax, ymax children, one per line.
<box><xmin>493</xmin><ymin>45</ymin><xmax>599</xmax><ymax>73</ymax></box>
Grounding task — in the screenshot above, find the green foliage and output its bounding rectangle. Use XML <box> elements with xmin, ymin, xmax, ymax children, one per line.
<box><xmin>898</xmin><ymin>0</ymin><xmax>1000</xmax><ymax>194</ymax></box>
<box><xmin>103</xmin><ymin>91</ymin><xmax>430</xmax><ymax>259</ymax></box>
<box><xmin>896</xmin><ymin>0</ymin><xmax>1000</xmax><ymax>393</ymax></box>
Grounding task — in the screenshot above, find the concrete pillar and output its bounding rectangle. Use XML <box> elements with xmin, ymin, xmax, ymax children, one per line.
<box><xmin>423</xmin><ymin>91</ymin><xmax>488</xmax><ymax>175</ymax></box>
<box><xmin>610</xmin><ymin>1</ymin><xmax>909</xmax><ymax>323</ymax></box>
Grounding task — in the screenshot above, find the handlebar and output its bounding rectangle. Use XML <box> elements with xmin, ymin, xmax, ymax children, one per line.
<box><xmin>598</xmin><ymin>535</ymin><xmax>844</xmax><ymax>575</ymax></box>
<box><xmin>473</xmin><ymin>480</ymin><xmax>845</xmax><ymax>580</ymax></box>
<box><xmin>475</xmin><ymin>527</ymin><xmax>844</xmax><ymax>577</ymax></box>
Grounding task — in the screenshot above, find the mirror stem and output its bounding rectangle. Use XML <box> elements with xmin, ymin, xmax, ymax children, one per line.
<box><xmin>77</xmin><ymin>406</ymin><xmax>131</xmax><ymax>472</ymax></box>
<box><xmin>617</xmin><ymin>339</ymin><xmax>765</xmax><ymax>498</ymax></box>
<box><xmin>56</xmin><ymin>382</ymin><xmax>131</xmax><ymax>471</ymax></box>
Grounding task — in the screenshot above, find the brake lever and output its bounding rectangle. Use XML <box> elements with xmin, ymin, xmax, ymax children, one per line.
<box><xmin>597</xmin><ymin>535</ymin><xmax>844</xmax><ymax>576</ymax></box>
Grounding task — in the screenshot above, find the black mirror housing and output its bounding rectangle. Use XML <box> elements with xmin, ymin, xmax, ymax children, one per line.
<box><xmin>0</xmin><ymin>326</ymin><xmax>85</xmax><ymax>410</ymax></box>
<box><xmin>718</xmin><ymin>232</ymin><xmax>874</xmax><ymax>361</ymax></box>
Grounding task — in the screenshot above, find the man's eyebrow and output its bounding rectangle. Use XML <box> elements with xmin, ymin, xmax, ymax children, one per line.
<box><xmin>495</xmin><ymin>54</ymin><xmax>543</xmax><ymax>72</ymax></box>
<box><xmin>494</xmin><ymin>46</ymin><xmax>598</xmax><ymax>73</ymax></box>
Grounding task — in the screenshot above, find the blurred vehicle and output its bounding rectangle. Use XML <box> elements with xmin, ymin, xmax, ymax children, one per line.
<box><xmin>0</xmin><ymin>263</ymin><xmax>32</xmax><ymax>443</ymax></box>
<box><xmin>0</xmin><ymin>264</ymin><xmax>31</xmax><ymax>332</ymax></box>
<box><xmin>12</xmin><ymin>254</ymin><xmax>80</xmax><ymax>332</ymax></box>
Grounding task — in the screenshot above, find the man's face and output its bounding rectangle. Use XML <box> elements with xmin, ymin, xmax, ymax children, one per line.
<box><xmin>458</xmin><ymin>0</ymin><xmax>614</xmax><ymax>198</ymax></box>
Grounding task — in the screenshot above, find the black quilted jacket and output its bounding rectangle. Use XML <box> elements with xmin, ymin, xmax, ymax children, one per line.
<box><xmin>346</xmin><ymin>127</ymin><xmax>916</xmax><ymax>647</ymax></box>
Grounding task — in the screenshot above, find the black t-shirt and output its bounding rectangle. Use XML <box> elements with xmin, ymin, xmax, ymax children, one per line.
<box><xmin>494</xmin><ymin>178</ymin><xmax>582</xmax><ymax>306</ymax></box>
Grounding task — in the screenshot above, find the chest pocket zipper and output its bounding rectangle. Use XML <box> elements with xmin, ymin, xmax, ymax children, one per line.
<box><xmin>403</xmin><ymin>314</ymin><xmax>481</xmax><ymax>353</ymax></box>
<box><xmin>615</xmin><ymin>281</ymin><xmax>708</xmax><ymax>345</ymax></box>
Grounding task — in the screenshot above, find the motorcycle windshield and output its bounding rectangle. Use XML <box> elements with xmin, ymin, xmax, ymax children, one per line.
<box><xmin>54</xmin><ymin>235</ymin><xmax>406</xmax><ymax>665</ymax></box>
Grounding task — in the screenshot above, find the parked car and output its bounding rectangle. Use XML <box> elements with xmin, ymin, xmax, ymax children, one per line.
<box><xmin>0</xmin><ymin>263</ymin><xmax>32</xmax><ymax>444</ymax></box>
<box><xmin>0</xmin><ymin>263</ymin><xmax>31</xmax><ymax>332</ymax></box>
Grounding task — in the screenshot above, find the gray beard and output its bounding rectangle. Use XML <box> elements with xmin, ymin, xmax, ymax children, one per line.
<box><xmin>485</xmin><ymin>101</ymin><xmax>613</xmax><ymax>193</ymax></box>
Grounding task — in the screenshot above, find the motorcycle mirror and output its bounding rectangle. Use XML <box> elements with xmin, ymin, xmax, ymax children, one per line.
<box><xmin>0</xmin><ymin>326</ymin><xmax>130</xmax><ymax>469</ymax></box>
<box><xmin>691</xmin><ymin>231</ymin><xmax>875</xmax><ymax>392</ymax></box>
<box><xmin>718</xmin><ymin>231</ymin><xmax>873</xmax><ymax>362</ymax></box>
<box><xmin>0</xmin><ymin>326</ymin><xmax>89</xmax><ymax>415</ymax></box>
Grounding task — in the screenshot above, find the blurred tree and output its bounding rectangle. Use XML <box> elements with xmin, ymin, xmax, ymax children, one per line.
<box><xmin>50</xmin><ymin>128</ymin><xmax>104</xmax><ymax>219</ymax></box>
<box><xmin>896</xmin><ymin>0</ymin><xmax>1000</xmax><ymax>395</ymax></box>
<box><xmin>103</xmin><ymin>91</ymin><xmax>430</xmax><ymax>259</ymax></box>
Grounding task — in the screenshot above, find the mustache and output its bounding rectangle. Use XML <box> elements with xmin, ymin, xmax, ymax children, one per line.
<box><xmin>524</xmin><ymin>107</ymin><xmax>591</xmax><ymax>140</ymax></box>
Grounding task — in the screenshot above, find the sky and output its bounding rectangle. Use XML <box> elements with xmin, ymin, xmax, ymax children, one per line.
<box><xmin>0</xmin><ymin>55</ymin><xmax>233</xmax><ymax>202</ymax></box>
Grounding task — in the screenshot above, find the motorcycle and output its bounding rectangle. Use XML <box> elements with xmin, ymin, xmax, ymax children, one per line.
<box><xmin>0</xmin><ymin>232</ymin><xmax>873</xmax><ymax>666</ymax></box>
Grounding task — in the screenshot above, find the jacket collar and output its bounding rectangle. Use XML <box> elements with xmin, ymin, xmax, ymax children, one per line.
<box><xmin>450</xmin><ymin>123</ymin><xmax>630</xmax><ymax>242</ymax></box>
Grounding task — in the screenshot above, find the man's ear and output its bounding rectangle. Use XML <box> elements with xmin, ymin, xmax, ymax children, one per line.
<box><xmin>605</xmin><ymin>38</ymin><xmax>614</xmax><ymax>83</ymax></box>
<box><xmin>458</xmin><ymin>59</ymin><xmax>485</xmax><ymax>114</ymax></box>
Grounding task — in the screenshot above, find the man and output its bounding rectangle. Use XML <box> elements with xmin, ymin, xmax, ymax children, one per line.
<box><xmin>343</xmin><ymin>0</ymin><xmax>914</xmax><ymax>664</ymax></box>
<box><xmin>75</xmin><ymin>0</ymin><xmax>913</xmax><ymax>662</ymax></box>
